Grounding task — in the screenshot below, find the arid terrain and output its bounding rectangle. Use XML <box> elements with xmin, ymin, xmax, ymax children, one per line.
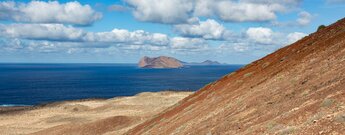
<box><xmin>0</xmin><ymin>91</ymin><xmax>192</xmax><ymax>135</ymax></box>
<box><xmin>3</xmin><ymin>17</ymin><xmax>345</xmax><ymax>134</ymax></box>
<box><xmin>127</xmin><ymin>18</ymin><xmax>345</xmax><ymax>134</ymax></box>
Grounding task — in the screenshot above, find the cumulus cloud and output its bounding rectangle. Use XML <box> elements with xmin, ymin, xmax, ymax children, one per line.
<box><xmin>297</xmin><ymin>11</ymin><xmax>313</xmax><ymax>26</ymax></box>
<box><xmin>0</xmin><ymin>23</ymin><xmax>210</xmax><ymax>53</ymax></box>
<box><xmin>194</xmin><ymin>0</ymin><xmax>278</xmax><ymax>22</ymax></box>
<box><xmin>124</xmin><ymin>0</ymin><xmax>194</xmax><ymax>24</ymax></box>
<box><xmin>0</xmin><ymin>1</ymin><xmax>102</xmax><ymax>25</ymax></box>
<box><xmin>287</xmin><ymin>32</ymin><xmax>307</xmax><ymax>44</ymax></box>
<box><xmin>245</xmin><ymin>27</ymin><xmax>307</xmax><ymax>46</ymax></box>
<box><xmin>0</xmin><ymin>24</ymin><xmax>86</xmax><ymax>41</ymax></box>
<box><xmin>218</xmin><ymin>43</ymin><xmax>250</xmax><ymax>52</ymax></box>
<box><xmin>170</xmin><ymin>37</ymin><xmax>208</xmax><ymax>51</ymax></box>
<box><xmin>271</xmin><ymin>11</ymin><xmax>313</xmax><ymax>27</ymax></box>
<box><xmin>240</xmin><ymin>0</ymin><xmax>301</xmax><ymax>8</ymax></box>
<box><xmin>85</xmin><ymin>29</ymin><xmax>170</xmax><ymax>46</ymax></box>
<box><xmin>124</xmin><ymin>0</ymin><xmax>302</xmax><ymax>24</ymax></box>
<box><xmin>174</xmin><ymin>19</ymin><xmax>231</xmax><ymax>40</ymax></box>
<box><xmin>0</xmin><ymin>24</ymin><xmax>170</xmax><ymax>46</ymax></box>
<box><xmin>246</xmin><ymin>27</ymin><xmax>274</xmax><ymax>44</ymax></box>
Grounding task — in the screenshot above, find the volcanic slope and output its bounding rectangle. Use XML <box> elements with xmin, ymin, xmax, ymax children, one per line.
<box><xmin>127</xmin><ymin>18</ymin><xmax>345</xmax><ymax>134</ymax></box>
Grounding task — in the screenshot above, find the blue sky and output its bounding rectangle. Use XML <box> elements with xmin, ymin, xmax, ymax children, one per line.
<box><xmin>0</xmin><ymin>0</ymin><xmax>344</xmax><ymax>64</ymax></box>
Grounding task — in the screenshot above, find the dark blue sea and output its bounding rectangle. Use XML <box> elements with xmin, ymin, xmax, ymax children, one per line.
<box><xmin>0</xmin><ymin>64</ymin><xmax>242</xmax><ymax>106</ymax></box>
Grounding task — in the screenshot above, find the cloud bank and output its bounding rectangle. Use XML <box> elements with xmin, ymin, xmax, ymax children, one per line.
<box><xmin>0</xmin><ymin>1</ymin><xmax>102</xmax><ymax>25</ymax></box>
<box><xmin>124</xmin><ymin>0</ymin><xmax>302</xmax><ymax>24</ymax></box>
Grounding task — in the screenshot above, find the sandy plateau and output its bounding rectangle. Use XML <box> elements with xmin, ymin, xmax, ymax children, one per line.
<box><xmin>0</xmin><ymin>91</ymin><xmax>192</xmax><ymax>135</ymax></box>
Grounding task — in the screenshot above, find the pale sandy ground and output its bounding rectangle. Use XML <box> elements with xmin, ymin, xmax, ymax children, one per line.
<box><xmin>0</xmin><ymin>91</ymin><xmax>192</xmax><ymax>135</ymax></box>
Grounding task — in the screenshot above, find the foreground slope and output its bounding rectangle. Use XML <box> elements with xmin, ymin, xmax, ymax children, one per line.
<box><xmin>128</xmin><ymin>18</ymin><xmax>345</xmax><ymax>134</ymax></box>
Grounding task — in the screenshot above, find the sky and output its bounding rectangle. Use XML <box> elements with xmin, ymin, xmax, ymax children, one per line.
<box><xmin>0</xmin><ymin>0</ymin><xmax>344</xmax><ymax>64</ymax></box>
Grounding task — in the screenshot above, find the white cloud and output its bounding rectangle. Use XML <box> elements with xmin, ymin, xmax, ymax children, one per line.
<box><xmin>86</xmin><ymin>29</ymin><xmax>170</xmax><ymax>46</ymax></box>
<box><xmin>124</xmin><ymin>0</ymin><xmax>302</xmax><ymax>24</ymax></box>
<box><xmin>245</xmin><ymin>27</ymin><xmax>307</xmax><ymax>46</ymax></box>
<box><xmin>0</xmin><ymin>24</ymin><xmax>170</xmax><ymax>47</ymax></box>
<box><xmin>271</xmin><ymin>11</ymin><xmax>313</xmax><ymax>27</ymax></box>
<box><xmin>0</xmin><ymin>23</ymin><xmax>212</xmax><ymax>53</ymax></box>
<box><xmin>218</xmin><ymin>43</ymin><xmax>250</xmax><ymax>52</ymax></box>
<box><xmin>120</xmin><ymin>44</ymin><xmax>167</xmax><ymax>51</ymax></box>
<box><xmin>0</xmin><ymin>1</ymin><xmax>102</xmax><ymax>25</ymax></box>
<box><xmin>287</xmin><ymin>32</ymin><xmax>307</xmax><ymax>44</ymax></box>
<box><xmin>240</xmin><ymin>0</ymin><xmax>301</xmax><ymax>8</ymax></box>
<box><xmin>0</xmin><ymin>38</ymin><xmax>25</xmax><ymax>52</ymax></box>
<box><xmin>246</xmin><ymin>27</ymin><xmax>274</xmax><ymax>44</ymax></box>
<box><xmin>195</xmin><ymin>1</ymin><xmax>277</xmax><ymax>22</ymax></box>
<box><xmin>297</xmin><ymin>11</ymin><xmax>313</xmax><ymax>26</ymax></box>
<box><xmin>0</xmin><ymin>23</ymin><xmax>210</xmax><ymax>52</ymax></box>
<box><xmin>170</xmin><ymin>37</ymin><xmax>208</xmax><ymax>51</ymax></box>
<box><xmin>124</xmin><ymin>0</ymin><xmax>194</xmax><ymax>24</ymax></box>
<box><xmin>0</xmin><ymin>24</ymin><xmax>86</xmax><ymax>41</ymax></box>
<box><xmin>174</xmin><ymin>19</ymin><xmax>231</xmax><ymax>40</ymax></box>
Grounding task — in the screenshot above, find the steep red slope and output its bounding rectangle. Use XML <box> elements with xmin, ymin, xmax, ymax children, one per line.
<box><xmin>127</xmin><ymin>18</ymin><xmax>345</xmax><ymax>134</ymax></box>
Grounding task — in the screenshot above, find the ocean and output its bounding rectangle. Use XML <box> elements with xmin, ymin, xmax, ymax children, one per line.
<box><xmin>0</xmin><ymin>64</ymin><xmax>242</xmax><ymax>106</ymax></box>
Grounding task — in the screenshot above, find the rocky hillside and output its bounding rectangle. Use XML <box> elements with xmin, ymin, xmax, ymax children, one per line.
<box><xmin>138</xmin><ymin>56</ymin><xmax>183</xmax><ymax>68</ymax></box>
<box><xmin>128</xmin><ymin>18</ymin><xmax>345</xmax><ymax>134</ymax></box>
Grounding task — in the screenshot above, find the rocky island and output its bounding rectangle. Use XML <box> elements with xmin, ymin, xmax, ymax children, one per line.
<box><xmin>138</xmin><ymin>56</ymin><xmax>184</xmax><ymax>68</ymax></box>
<box><xmin>201</xmin><ymin>60</ymin><xmax>221</xmax><ymax>65</ymax></box>
<box><xmin>138</xmin><ymin>56</ymin><xmax>224</xmax><ymax>68</ymax></box>
<box><xmin>187</xmin><ymin>60</ymin><xmax>222</xmax><ymax>65</ymax></box>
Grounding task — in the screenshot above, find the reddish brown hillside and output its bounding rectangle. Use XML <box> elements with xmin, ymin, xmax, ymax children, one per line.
<box><xmin>127</xmin><ymin>18</ymin><xmax>345</xmax><ymax>134</ymax></box>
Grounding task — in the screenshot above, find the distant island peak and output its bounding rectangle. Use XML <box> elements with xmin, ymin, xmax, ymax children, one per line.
<box><xmin>138</xmin><ymin>56</ymin><xmax>184</xmax><ymax>68</ymax></box>
<box><xmin>138</xmin><ymin>56</ymin><xmax>225</xmax><ymax>68</ymax></box>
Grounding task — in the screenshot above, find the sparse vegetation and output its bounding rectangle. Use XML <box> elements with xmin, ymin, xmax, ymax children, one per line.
<box><xmin>317</xmin><ymin>25</ymin><xmax>326</xmax><ymax>31</ymax></box>
<box><xmin>266</xmin><ymin>121</ymin><xmax>278</xmax><ymax>130</ymax></box>
<box><xmin>334</xmin><ymin>114</ymin><xmax>345</xmax><ymax>123</ymax></box>
<box><xmin>243</xmin><ymin>72</ymin><xmax>254</xmax><ymax>78</ymax></box>
<box><xmin>278</xmin><ymin>126</ymin><xmax>297</xmax><ymax>135</ymax></box>
<box><xmin>321</xmin><ymin>98</ymin><xmax>335</xmax><ymax>108</ymax></box>
<box><xmin>306</xmin><ymin>112</ymin><xmax>325</xmax><ymax>125</ymax></box>
<box><xmin>301</xmin><ymin>89</ymin><xmax>310</xmax><ymax>97</ymax></box>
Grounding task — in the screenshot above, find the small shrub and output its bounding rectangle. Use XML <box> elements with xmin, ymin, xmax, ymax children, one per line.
<box><xmin>306</xmin><ymin>112</ymin><xmax>324</xmax><ymax>124</ymax></box>
<box><xmin>321</xmin><ymin>98</ymin><xmax>335</xmax><ymax>108</ymax></box>
<box><xmin>317</xmin><ymin>25</ymin><xmax>326</xmax><ymax>31</ymax></box>
<box><xmin>335</xmin><ymin>114</ymin><xmax>345</xmax><ymax>123</ymax></box>
<box><xmin>243</xmin><ymin>72</ymin><xmax>254</xmax><ymax>78</ymax></box>
<box><xmin>278</xmin><ymin>126</ymin><xmax>297</xmax><ymax>135</ymax></box>
<box><xmin>266</xmin><ymin>121</ymin><xmax>278</xmax><ymax>130</ymax></box>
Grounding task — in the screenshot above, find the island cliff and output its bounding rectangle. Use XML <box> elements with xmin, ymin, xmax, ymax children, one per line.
<box><xmin>138</xmin><ymin>56</ymin><xmax>183</xmax><ymax>68</ymax></box>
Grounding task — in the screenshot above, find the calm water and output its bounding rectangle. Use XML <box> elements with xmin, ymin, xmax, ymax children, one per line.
<box><xmin>0</xmin><ymin>64</ymin><xmax>242</xmax><ymax>106</ymax></box>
